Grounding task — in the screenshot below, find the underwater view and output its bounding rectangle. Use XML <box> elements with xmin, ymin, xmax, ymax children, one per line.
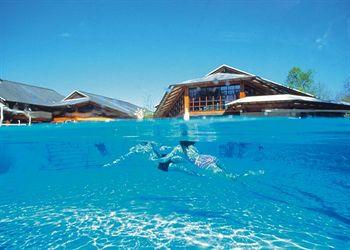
<box><xmin>0</xmin><ymin>117</ymin><xmax>350</xmax><ymax>248</ymax></box>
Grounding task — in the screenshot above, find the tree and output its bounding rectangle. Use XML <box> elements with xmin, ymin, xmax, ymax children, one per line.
<box><xmin>285</xmin><ymin>67</ymin><xmax>314</xmax><ymax>94</ymax></box>
<box><xmin>142</xmin><ymin>94</ymin><xmax>155</xmax><ymax>112</ymax></box>
<box><xmin>285</xmin><ymin>67</ymin><xmax>329</xmax><ymax>99</ymax></box>
<box><xmin>311</xmin><ymin>81</ymin><xmax>330</xmax><ymax>100</ymax></box>
<box><xmin>338</xmin><ymin>78</ymin><xmax>350</xmax><ymax>103</ymax></box>
<box><xmin>142</xmin><ymin>94</ymin><xmax>155</xmax><ymax>118</ymax></box>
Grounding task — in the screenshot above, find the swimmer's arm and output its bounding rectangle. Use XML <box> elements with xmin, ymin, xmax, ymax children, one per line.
<box><xmin>149</xmin><ymin>142</ymin><xmax>162</xmax><ymax>158</ymax></box>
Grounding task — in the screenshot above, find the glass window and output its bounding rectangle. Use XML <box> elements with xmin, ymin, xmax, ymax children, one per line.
<box><xmin>199</xmin><ymin>88</ymin><xmax>206</xmax><ymax>96</ymax></box>
<box><xmin>188</xmin><ymin>84</ymin><xmax>240</xmax><ymax>111</ymax></box>
<box><xmin>206</xmin><ymin>87</ymin><xmax>219</xmax><ymax>98</ymax></box>
<box><xmin>213</xmin><ymin>87</ymin><xmax>220</xmax><ymax>98</ymax></box>
<box><xmin>189</xmin><ymin>88</ymin><xmax>199</xmax><ymax>98</ymax></box>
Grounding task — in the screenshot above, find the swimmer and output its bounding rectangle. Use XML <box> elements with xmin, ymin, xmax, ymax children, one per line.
<box><xmin>105</xmin><ymin>141</ymin><xmax>264</xmax><ymax>180</ymax></box>
<box><xmin>146</xmin><ymin>141</ymin><xmax>241</xmax><ymax>179</ymax></box>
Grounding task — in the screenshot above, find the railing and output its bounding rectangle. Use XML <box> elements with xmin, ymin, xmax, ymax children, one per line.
<box><xmin>190</xmin><ymin>96</ymin><xmax>227</xmax><ymax>112</ymax></box>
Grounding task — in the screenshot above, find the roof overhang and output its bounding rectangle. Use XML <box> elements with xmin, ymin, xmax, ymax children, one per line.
<box><xmin>171</xmin><ymin>74</ymin><xmax>255</xmax><ymax>87</ymax></box>
<box><xmin>226</xmin><ymin>94</ymin><xmax>321</xmax><ymax>106</ymax></box>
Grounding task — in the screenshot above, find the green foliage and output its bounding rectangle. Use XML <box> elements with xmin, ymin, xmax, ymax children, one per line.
<box><xmin>285</xmin><ymin>67</ymin><xmax>330</xmax><ymax>99</ymax></box>
<box><xmin>343</xmin><ymin>96</ymin><xmax>350</xmax><ymax>103</ymax></box>
<box><xmin>339</xmin><ymin>78</ymin><xmax>350</xmax><ymax>102</ymax></box>
<box><xmin>285</xmin><ymin>67</ymin><xmax>314</xmax><ymax>94</ymax></box>
<box><xmin>143</xmin><ymin>110</ymin><xmax>155</xmax><ymax>119</ymax></box>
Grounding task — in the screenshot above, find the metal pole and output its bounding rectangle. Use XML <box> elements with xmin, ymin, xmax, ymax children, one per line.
<box><xmin>0</xmin><ymin>106</ymin><xmax>3</xmax><ymax>126</ymax></box>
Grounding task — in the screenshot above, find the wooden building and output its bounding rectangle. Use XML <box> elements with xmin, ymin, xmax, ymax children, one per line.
<box><xmin>52</xmin><ymin>90</ymin><xmax>143</xmax><ymax>122</ymax></box>
<box><xmin>0</xmin><ymin>79</ymin><xmax>143</xmax><ymax>125</ymax></box>
<box><xmin>154</xmin><ymin>65</ymin><xmax>350</xmax><ymax>118</ymax></box>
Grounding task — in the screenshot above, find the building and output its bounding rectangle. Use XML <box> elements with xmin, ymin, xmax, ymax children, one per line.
<box><xmin>0</xmin><ymin>79</ymin><xmax>64</xmax><ymax>124</ymax></box>
<box><xmin>52</xmin><ymin>90</ymin><xmax>142</xmax><ymax>122</ymax></box>
<box><xmin>154</xmin><ymin>65</ymin><xmax>350</xmax><ymax>118</ymax></box>
<box><xmin>0</xmin><ymin>79</ymin><xmax>142</xmax><ymax>125</ymax></box>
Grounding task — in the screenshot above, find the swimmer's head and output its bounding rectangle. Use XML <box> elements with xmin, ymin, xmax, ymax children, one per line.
<box><xmin>180</xmin><ymin>141</ymin><xmax>196</xmax><ymax>149</ymax></box>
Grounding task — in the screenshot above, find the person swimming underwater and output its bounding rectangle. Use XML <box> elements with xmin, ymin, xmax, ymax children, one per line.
<box><xmin>148</xmin><ymin>141</ymin><xmax>227</xmax><ymax>175</ymax></box>
<box><xmin>104</xmin><ymin>141</ymin><xmax>264</xmax><ymax>180</ymax></box>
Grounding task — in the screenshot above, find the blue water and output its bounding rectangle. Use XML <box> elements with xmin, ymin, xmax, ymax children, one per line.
<box><xmin>0</xmin><ymin>117</ymin><xmax>350</xmax><ymax>249</ymax></box>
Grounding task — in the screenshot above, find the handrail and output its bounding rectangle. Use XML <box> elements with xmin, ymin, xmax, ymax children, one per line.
<box><xmin>189</xmin><ymin>96</ymin><xmax>229</xmax><ymax>111</ymax></box>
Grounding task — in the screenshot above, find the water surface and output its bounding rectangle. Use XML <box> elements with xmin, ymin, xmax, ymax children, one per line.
<box><xmin>0</xmin><ymin>117</ymin><xmax>349</xmax><ymax>248</ymax></box>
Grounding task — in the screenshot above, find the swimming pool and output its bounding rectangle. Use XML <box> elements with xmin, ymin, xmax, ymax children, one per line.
<box><xmin>0</xmin><ymin>117</ymin><xmax>349</xmax><ymax>248</ymax></box>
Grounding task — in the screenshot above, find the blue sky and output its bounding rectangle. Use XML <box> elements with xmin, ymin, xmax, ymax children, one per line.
<box><xmin>1</xmin><ymin>0</ymin><xmax>349</xmax><ymax>107</ymax></box>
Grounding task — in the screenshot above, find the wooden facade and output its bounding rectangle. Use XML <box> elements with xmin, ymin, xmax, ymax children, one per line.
<box><xmin>52</xmin><ymin>100</ymin><xmax>134</xmax><ymax>123</ymax></box>
<box><xmin>155</xmin><ymin>65</ymin><xmax>349</xmax><ymax>118</ymax></box>
<box><xmin>51</xmin><ymin>91</ymin><xmax>143</xmax><ymax>122</ymax></box>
